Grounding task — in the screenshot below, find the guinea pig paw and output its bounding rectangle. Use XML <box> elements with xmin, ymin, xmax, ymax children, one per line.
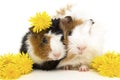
<box><xmin>79</xmin><ymin>65</ymin><xmax>89</xmax><ymax>72</ymax></box>
<box><xmin>63</xmin><ymin>65</ymin><xmax>72</xmax><ymax>70</ymax></box>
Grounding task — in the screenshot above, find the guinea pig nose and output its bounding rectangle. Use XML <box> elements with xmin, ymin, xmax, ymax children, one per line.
<box><xmin>77</xmin><ymin>46</ymin><xmax>86</xmax><ymax>51</ymax></box>
<box><xmin>89</xmin><ymin>19</ymin><xmax>95</xmax><ymax>24</ymax></box>
<box><xmin>53</xmin><ymin>53</ymin><xmax>61</xmax><ymax>58</ymax></box>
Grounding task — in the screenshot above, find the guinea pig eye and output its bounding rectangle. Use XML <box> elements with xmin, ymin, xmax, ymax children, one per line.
<box><xmin>60</xmin><ymin>36</ymin><xmax>65</xmax><ymax>45</ymax></box>
<box><xmin>90</xmin><ymin>19</ymin><xmax>95</xmax><ymax>24</ymax></box>
<box><xmin>60</xmin><ymin>36</ymin><xmax>64</xmax><ymax>42</ymax></box>
<box><xmin>42</xmin><ymin>37</ymin><xmax>48</xmax><ymax>44</ymax></box>
<box><xmin>68</xmin><ymin>31</ymin><xmax>72</xmax><ymax>36</ymax></box>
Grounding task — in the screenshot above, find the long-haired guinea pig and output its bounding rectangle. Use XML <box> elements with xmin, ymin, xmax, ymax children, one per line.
<box><xmin>20</xmin><ymin>17</ymin><xmax>73</xmax><ymax>70</ymax></box>
<box><xmin>57</xmin><ymin>19</ymin><xmax>104</xmax><ymax>71</ymax></box>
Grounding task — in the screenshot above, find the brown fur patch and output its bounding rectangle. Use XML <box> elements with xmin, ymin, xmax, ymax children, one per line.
<box><xmin>56</xmin><ymin>8</ymin><xmax>66</xmax><ymax>16</ymax></box>
<box><xmin>29</xmin><ymin>30</ymin><xmax>51</xmax><ymax>61</ymax></box>
<box><xmin>56</xmin><ymin>4</ymin><xmax>72</xmax><ymax>16</ymax></box>
<box><xmin>72</xmin><ymin>18</ymin><xmax>83</xmax><ymax>27</ymax></box>
<box><xmin>60</xmin><ymin>16</ymin><xmax>73</xmax><ymax>45</ymax></box>
<box><xmin>60</xmin><ymin>53</ymin><xmax>76</xmax><ymax>63</ymax></box>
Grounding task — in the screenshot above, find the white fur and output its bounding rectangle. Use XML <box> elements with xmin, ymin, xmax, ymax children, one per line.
<box><xmin>57</xmin><ymin>19</ymin><xmax>104</xmax><ymax>68</ymax></box>
<box><xmin>47</xmin><ymin>31</ymin><xmax>66</xmax><ymax>60</ymax></box>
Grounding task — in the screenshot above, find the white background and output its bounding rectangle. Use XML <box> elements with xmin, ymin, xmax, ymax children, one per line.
<box><xmin>0</xmin><ymin>0</ymin><xmax>120</xmax><ymax>54</ymax></box>
<box><xmin>0</xmin><ymin>0</ymin><xmax>120</xmax><ymax>80</ymax></box>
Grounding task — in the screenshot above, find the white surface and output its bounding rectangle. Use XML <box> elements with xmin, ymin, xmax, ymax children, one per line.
<box><xmin>19</xmin><ymin>70</ymin><xmax>120</xmax><ymax>80</ymax></box>
<box><xmin>0</xmin><ymin>0</ymin><xmax>120</xmax><ymax>80</ymax></box>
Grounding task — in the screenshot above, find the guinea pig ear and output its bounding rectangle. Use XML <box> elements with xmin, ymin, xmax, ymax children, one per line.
<box><xmin>60</xmin><ymin>16</ymin><xmax>73</xmax><ymax>31</ymax></box>
<box><xmin>29</xmin><ymin>27</ymin><xmax>38</xmax><ymax>36</ymax></box>
<box><xmin>29</xmin><ymin>27</ymin><xmax>34</xmax><ymax>33</ymax></box>
<box><xmin>29</xmin><ymin>27</ymin><xmax>38</xmax><ymax>35</ymax></box>
<box><xmin>61</xmin><ymin>16</ymin><xmax>72</xmax><ymax>24</ymax></box>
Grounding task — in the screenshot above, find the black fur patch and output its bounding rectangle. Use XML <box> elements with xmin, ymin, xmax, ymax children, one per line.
<box><xmin>48</xmin><ymin>18</ymin><xmax>63</xmax><ymax>34</ymax></box>
<box><xmin>20</xmin><ymin>32</ymin><xmax>30</xmax><ymax>53</ymax></box>
<box><xmin>33</xmin><ymin>60</ymin><xmax>61</xmax><ymax>70</ymax></box>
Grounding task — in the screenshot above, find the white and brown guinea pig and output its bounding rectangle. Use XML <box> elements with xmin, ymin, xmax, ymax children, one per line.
<box><xmin>57</xmin><ymin>18</ymin><xmax>104</xmax><ymax>71</ymax></box>
<box><xmin>20</xmin><ymin>17</ymin><xmax>72</xmax><ymax>70</ymax></box>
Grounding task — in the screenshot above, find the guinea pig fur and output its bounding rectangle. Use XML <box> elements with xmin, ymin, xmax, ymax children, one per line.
<box><xmin>20</xmin><ymin>17</ymin><xmax>72</xmax><ymax>70</ymax></box>
<box><xmin>57</xmin><ymin>19</ymin><xmax>104</xmax><ymax>71</ymax></box>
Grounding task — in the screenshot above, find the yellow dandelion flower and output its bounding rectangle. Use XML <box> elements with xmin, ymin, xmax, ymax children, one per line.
<box><xmin>0</xmin><ymin>53</ymin><xmax>15</xmax><ymax>65</ymax></box>
<box><xmin>16</xmin><ymin>53</ymin><xmax>33</xmax><ymax>74</ymax></box>
<box><xmin>90</xmin><ymin>56</ymin><xmax>104</xmax><ymax>70</ymax></box>
<box><xmin>0</xmin><ymin>52</ymin><xmax>33</xmax><ymax>79</ymax></box>
<box><xmin>91</xmin><ymin>51</ymin><xmax>120</xmax><ymax>77</ymax></box>
<box><xmin>29</xmin><ymin>11</ymin><xmax>52</xmax><ymax>33</ymax></box>
<box><xmin>0</xmin><ymin>53</ymin><xmax>21</xmax><ymax>79</ymax></box>
<box><xmin>1</xmin><ymin>63</ymin><xmax>21</xmax><ymax>79</ymax></box>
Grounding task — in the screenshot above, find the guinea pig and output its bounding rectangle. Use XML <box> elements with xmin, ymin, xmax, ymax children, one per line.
<box><xmin>57</xmin><ymin>18</ymin><xmax>104</xmax><ymax>71</ymax></box>
<box><xmin>20</xmin><ymin>17</ymin><xmax>73</xmax><ymax>70</ymax></box>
